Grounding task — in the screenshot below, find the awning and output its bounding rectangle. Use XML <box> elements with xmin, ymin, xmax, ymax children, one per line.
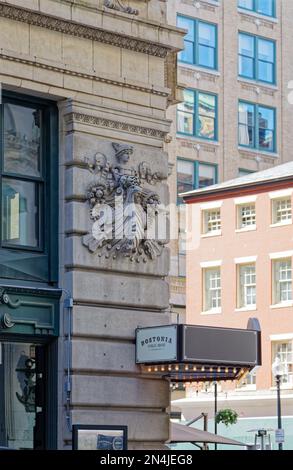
<box><xmin>169</xmin><ymin>423</ymin><xmax>246</xmax><ymax>447</ymax></box>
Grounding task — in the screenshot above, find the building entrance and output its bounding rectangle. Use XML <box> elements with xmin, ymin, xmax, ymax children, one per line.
<box><xmin>0</xmin><ymin>341</ymin><xmax>47</xmax><ymax>450</ymax></box>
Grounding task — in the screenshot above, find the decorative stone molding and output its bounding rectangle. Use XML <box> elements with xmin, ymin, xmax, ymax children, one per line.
<box><xmin>240</xmin><ymin>81</ymin><xmax>276</xmax><ymax>97</ymax></box>
<box><xmin>178</xmin><ymin>138</ymin><xmax>217</xmax><ymax>154</ymax></box>
<box><xmin>179</xmin><ymin>66</ymin><xmax>218</xmax><ymax>84</ymax></box>
<box><xmin>64</xmin><ymin>112</ymin><xmax>168</xmax><ymax>140</ymax></box>
<box><xmin>181</xmin><ymin>0</ymin><xmax>218</xmax><ymax>13</ymax></box>
<box><xmin>0</xmin><ymin>286</ymin><xmax>61</xmax><ymax>335</ymax></box>
<box><xmin>0</xmin><ymin>51</ymin><xmax>169</xmax><ymax>98</ymax></box>
<box><xmin>239</xmin><ymin>12</ymin><xmax>275</xmax><ymax>30</ymax></box>
<box><xmin>83</xmin><ymin>142</ymin><xmax>167</xmax><ymax>262</ymax></box>
<box><xmin>0</xmin><ymin>2</ymin><xmax>170</xmax><ymax>58</ymax></box>
<box><xmin>104</xmin><ymin>0</ymin><xmax>150</xmax><ymax>16</ymax></box>
<box><xmin>239</xmin><ymin>150</ymin><xmax>278</xmax><ymax>163</ymax></box>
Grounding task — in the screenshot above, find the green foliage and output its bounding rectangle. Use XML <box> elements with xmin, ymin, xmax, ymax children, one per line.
<box><xmin>215</xmin><ymin>409</ymin><xmax>238</xmax><ymax>427</ymax></box>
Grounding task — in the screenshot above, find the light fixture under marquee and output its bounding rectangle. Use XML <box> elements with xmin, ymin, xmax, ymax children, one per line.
<box><xmin>136</xmin><ymin>320</ymin><xmax>261</xmax><ymax>384</ymax></box>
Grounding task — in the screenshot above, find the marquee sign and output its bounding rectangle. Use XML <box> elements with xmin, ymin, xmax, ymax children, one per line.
<box><xmin>135</xmin><ymin>321</ymin><xmax>262</xmax><ymax>383</ymax></box>
<box><xmin>136</xmin><ymin>325</ymin><xmax>178</xmax><ymax>363</ymax></box>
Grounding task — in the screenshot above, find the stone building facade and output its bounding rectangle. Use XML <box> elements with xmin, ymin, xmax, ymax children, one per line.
<box><xmin>0</xmin><ymin>0</ymin><xmax>184</xmax><ymax>450</ymax></box>
<box><xmin>167</xmin><ymin>0</ymin><xmax>293</xmax><ymax>321</ymax></box>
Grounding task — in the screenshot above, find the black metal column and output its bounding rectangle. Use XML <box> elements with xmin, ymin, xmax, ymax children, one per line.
<box><xmin>276</xmin><ymin>375</ymin><xmax>283</xmax><ymax>451</ymax></box>
<box><xmin>214</xmin><ymin>382</ymin><xmax>218</xmax><ymax>451</ymax></box>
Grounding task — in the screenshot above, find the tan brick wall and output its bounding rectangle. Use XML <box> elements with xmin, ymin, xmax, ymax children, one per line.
<box><xmin>167</xmin><ymin>0</ymin><xmax>293</xmax><ymax>311</ymax></box>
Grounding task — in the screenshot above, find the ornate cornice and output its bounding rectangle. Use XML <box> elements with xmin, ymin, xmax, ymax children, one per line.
<box><xmin>0</xmin><ymin>2</ymin><xmax>170</xmax><ymax>58</ymax></box>
<box><xmin>0</xmin><ymin>51</ymin><xmax>169</xmax><ymax>97</ymax></box>
<box><xmin>65</xmin><ymin>112</ymin><xmax>168</xmax><ymax>140</ymax></box>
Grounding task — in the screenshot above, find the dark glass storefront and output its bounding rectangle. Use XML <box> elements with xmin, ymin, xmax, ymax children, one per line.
<box><xmin>0</xmin><ymin>341</ymin><xmax>48</xmax><ymax>449</ymax></box>
<box><xmin>0</xmin><ymin>91</ymin><xmax>60</xmax><ymax>449</ymax></box>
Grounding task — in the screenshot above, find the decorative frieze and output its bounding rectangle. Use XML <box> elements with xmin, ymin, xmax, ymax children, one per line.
<box><xmin>240</xmin><ymin>81</ymin><xmax>276</xmax><ymax>97</ymax></box>
<box><xmin>180</xmin><ymin>0</ymin><xmax>217</xmax><ymax>13</ymax></box>
<box><xmin>239</xmin><ymin>150</ymin><xmax>278</xmax><ymax>163</ymax></box>
<box><xmin>64</xmin><ymin>112</ymin><xmax>168</xmax><ymax>140</ymax></box>
<box><xmin>239</xmin><ymin>12</ymin><xmax>275</xmax><ymax>30</ymax></box>
<box><xmin>178</xmin><ymin>138</ymin><xmax>217</xmax><ymax>154</ymax></box>
<box><xmin>180</xmin><ymin>66</ymin><xmax>218</xmax><ymax>84</ymax></box>
<box><xmin>0</xmin><ymin>2</ymin><xmax>170</xmax><ymax>58</ymax></box>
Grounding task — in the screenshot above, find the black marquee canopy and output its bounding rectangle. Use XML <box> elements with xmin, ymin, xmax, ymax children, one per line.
<box><xmin>136</xmin><ymin>319</ymin><xmax>261</xmax><ymax>383</ymax></box>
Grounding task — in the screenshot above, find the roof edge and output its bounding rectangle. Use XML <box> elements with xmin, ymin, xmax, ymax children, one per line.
<box><xmin>183</xmin><ymin>176</ymin><xmax>293</xmax><ymax>204</ymax></box>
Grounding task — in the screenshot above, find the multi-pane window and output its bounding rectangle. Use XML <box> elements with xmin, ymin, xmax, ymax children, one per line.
<box><xmin>177</xmin><ymin>16</ymin><xmax>217</xmax><ymax>69</ymax></box>
<box><xmin>238</xmin><ymin>0</ymin><xmax>276</xmax><ymax>18</ymax></box>
<box><xmin>272</xmin><ymin>341</ymin><xmax>293</xmax><ymax>386</ymax></box>
<box><xmin>237</xmin><ymin>204</ymin><xmax>256</xmax><ymax>229</ymax></box>
<box><xmin>272</xmin><ymin>198</ymin><xmax>292</xmax><ymax>225</ymax></box>
<box><xmin>273</xmin><ymin>259</ymin><xmax>292</xmax><ymax>304</ymax></box>
<box><xmin>203</xmin><ymin>209</ymin><xmax>221</xmax><ymax>234</ymax></box>
<box><xmin>238</xmin><ymin>264</ymin><xmax>256</xmax><ymax>308</ymax></box>
<box><xmin>0</xmin><ymin>92</ymin><xmax>58</xmax><ymax>283</ymax></box>
<box><xmin>238</xmin><ymin>101</ymin><xmax>276</xmax><ymax>152</ymax></box>
<box><xmin>177</xmin><ymin>159</ymin><xmax>217</xmax><ymax>204</ymax></box>
<box><xmin>177</xmin><ymin>89</ymin><xmax>217</xmax><ymax>140</ymax></box>
<box><xmin>204</xmin><ymin>268</ymin><xmax>221</xmax><ymax>311</ymax></box>
<box><xmin>239</xmin><ymin>33</ymin><xmax>276</xmax><ymax>84</ymax></box>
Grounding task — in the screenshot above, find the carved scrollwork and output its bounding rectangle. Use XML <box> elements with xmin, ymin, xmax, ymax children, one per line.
<box><xmin>0</xmin><ymin>313</ymin><xmax>15</xmax><ymax>329</ymax></box>
<box><xmin>83</xmin><ymin>143</ymin><xmax>167</xmax><ymax>262</ymax></box>
<box><xmin>0</xmin><ymin>288</ymin><xmax>9</xmax><ymax>305</ymax></box>
<box><xmin>103</xmin><ymin>0</ymin><xmax>150</xmax><ymax>16</ymax></box>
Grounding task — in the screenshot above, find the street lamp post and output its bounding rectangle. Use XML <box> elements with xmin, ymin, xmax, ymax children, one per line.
<box><xmin>272</xmin><ymin>357</ymin><xmax>284</xmax><ymax>451</ymax></box>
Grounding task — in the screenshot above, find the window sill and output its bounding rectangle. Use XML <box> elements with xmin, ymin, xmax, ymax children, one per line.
<box><xmin>235</xmin><ymin>306</ymin><xmax>257</xmax><ymax>313</ymax></box>
<box><xmin>270</xmin><ymin>221</ymin><xmax>292</xmax><ymax>228</ymax></box>
<box><xmin>177</xmin><ymin>134</ymin><xmax>220</xmax><ymax>146</ymax></box>
<box><xmin>179</xmin><ymin>62</ymin><xmax>220</xmax><ymax>77</ymax></box>
<box><xmin>238</xmin><ymin>77</ymin><xmax>278</xmax><ymax>91</ymax></box>
<box><xmin>201</xmin><ymin>308</ymin><xmax>222</xmax><ymax>315</ymax></box>
<box><xmin>270</xmin><ymin>302</ymin><xmax>293</xmax><ymax>310</ymax></box>
<box><xmin>238</xmin><ymin>8</ymin><xmax>278</xmax><ymax>23</ymax></box>
<box><xmin>238</xmin><ymin>147</ymin><xmax>279</xmax><ymax>159</ymax></box>
<box><xmin>235</xmin><ymin>225</ymin><xmax>257</xmax><ymax>233</ymax></box>
<box><xmin>201</xmin><ymin>0</ymin><xmax>220</xmax><ymax>7</ymax></box>
<box><xmin>201</xmin><ymin>230</ymin><xmax>222</xmax><ymax>239</ymax></box>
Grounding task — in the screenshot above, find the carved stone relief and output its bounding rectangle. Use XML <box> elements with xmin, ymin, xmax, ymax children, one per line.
<box><xmin>103</xmin><ymin>0</ymin><xmax>150</xmax><ymax>16</ymax></box>
<box><xmin>83</xmin><ymin>142</ymin><xmax>168</xmax><ymax>262</ymax></box>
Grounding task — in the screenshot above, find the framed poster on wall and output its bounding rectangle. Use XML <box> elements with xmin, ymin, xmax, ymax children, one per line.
<box><xmin>72</xmin><ymin>425</ymin><xmax>128</xmax><ymax>450</ymax></box>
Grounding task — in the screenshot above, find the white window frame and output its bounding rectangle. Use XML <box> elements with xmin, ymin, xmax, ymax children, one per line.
<box><xmin>272</xmin><ymin>258</ymin><xmax>293</xmax><ymax>306</ymax></box>
<box><xmin>202</xmin><ymin>208</ymin><xmax>221</xmax><ymax>236</ymax></box>
<box><xmin>236</xmin><ymin>203</ymin><xmax>256</xmax><ymax>231</ymax></box>
<box><xmin>202</xmin><ymin>266</ymin><xmax>221</xmax><ymax>314</ymax></box>
<box><xmin>271</xmin><ymin>197</ymin><xmax>292</xmax><ymax>226</ymax></box>
<box><xmin>237</xmin><ymin>263</ymin><xmax>257</xmax><ymax>310</ymax></box>
<box><xmin>272</xmin><ymin>340</ymin><xmax>293</xmax><ymax>387</ymax></box>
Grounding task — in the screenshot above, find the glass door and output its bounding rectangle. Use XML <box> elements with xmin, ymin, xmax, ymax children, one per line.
<box><xmin>0</xmin><ymin>341</ymin><xmax>47</xmax><ymax>450</ymax></box>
